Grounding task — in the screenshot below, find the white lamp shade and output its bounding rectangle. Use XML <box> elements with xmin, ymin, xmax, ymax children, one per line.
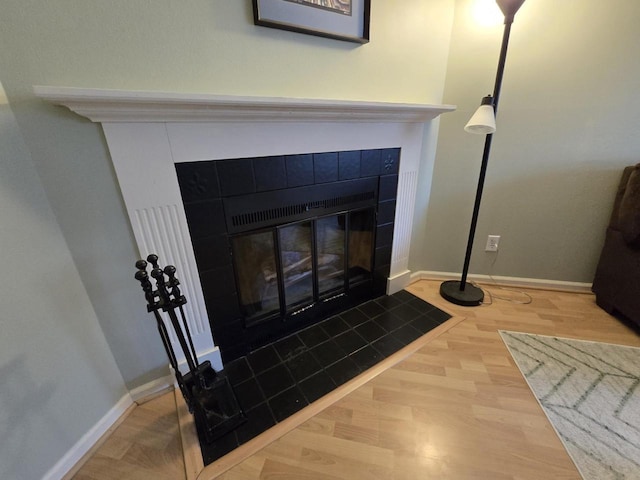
<box><xmin>464</xmin><ymin>104</ymin><xmax>496</xmax><ymax>134</ymax></box>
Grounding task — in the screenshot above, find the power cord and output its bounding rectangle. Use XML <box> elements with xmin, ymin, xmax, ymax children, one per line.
<box><xmin>474</xmin><ymin>250</ymin><xmax>533</xmax><ymax>305</ymax></box>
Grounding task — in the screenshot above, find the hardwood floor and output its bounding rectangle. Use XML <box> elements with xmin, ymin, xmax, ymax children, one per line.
<box><xmin>72</xmin><ymin>280</ymin><xmax>640</xmax><ymax>479</ymax></box>
<box><xmin>72</xmin><ymin>392</ymin><xmax>184</xmax><ymax>480</ymax></box>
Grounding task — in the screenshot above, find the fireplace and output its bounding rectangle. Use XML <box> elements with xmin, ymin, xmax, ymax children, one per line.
<box><xmin>34</xmin><ymin>86</ymin><xmax>455</xmax><ymax>370</ymax></box>
<box><xmin>176</xmin><ymin>149</ymin><xmax>400</xmax><ymax>361</ymax></box>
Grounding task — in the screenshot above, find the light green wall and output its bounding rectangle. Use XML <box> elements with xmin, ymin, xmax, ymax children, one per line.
<box><xmin>0</xmin><ymin>84</ymin><xmax>127</xmax><ymax>480</ymax></box>
<box><xmin>1</xmin><ymin>0</ymin><xmax>453</xmax><ymax>102</ymax></box>
<box><xmin>416</xmin><ymin>0</ymin><xmax>640</xmax><ymax>283</ymax></box>
<box><xmin>0</xmin><ymin>2</ymin><xmax>455</xmax><ymax>477</ymax></box>
<box><xmin>0</xmin><ymin>0</ymin><xmax>454</xmax><ymax>391</ymax></box>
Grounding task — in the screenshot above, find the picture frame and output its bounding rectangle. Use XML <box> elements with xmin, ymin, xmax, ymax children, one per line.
<box><xmin>252</xmin><ymin>0</ymin><xmax>370</xmax><ymax>44</ymax></box>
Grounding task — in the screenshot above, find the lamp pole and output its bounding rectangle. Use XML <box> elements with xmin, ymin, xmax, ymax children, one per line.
<box><xmin>440</xmin><ymin>0</ymin><xmax>525</xmax><ymax>306</ymax></box>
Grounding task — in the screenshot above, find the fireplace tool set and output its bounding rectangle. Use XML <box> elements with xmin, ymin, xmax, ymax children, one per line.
<box><xmin>135</xmin><ymin>254</ymin><xmax>245</xmax><ymax>443</ymax></box>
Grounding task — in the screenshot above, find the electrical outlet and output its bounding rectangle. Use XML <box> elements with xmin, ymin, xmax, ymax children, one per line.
<box><xmin>485</xmin><ymin>235</ymin><xmax>500</xmax><ymax>252</ymax></box>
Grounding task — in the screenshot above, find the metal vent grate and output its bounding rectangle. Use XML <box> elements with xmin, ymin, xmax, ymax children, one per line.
<box><xmin>223</xmin><ymin>178</ymin><xmax>379</xmax><ymax>234</ymax></box>
<box><xmin>231</xmin><ymin>191</ymin><xmax>374</xmax><ymax>228</ymax></box>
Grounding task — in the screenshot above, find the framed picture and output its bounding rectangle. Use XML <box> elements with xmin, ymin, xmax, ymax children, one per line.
<box><xmin>252</xmin><ymin>0</ymin><xmax>370</xmax><ymax>44</ymax></box>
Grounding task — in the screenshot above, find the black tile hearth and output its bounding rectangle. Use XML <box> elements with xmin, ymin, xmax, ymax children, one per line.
<box><xmin>232</xmin><ymin>377</ymin><xmax>264</xmax><ymax>412</ymax></box>
<box><xmin>393</xmin><ymin>323</ymin><xmax>423</xmax><ymax>346</ymax></box>
<box><xmin>410</xmin><ymin>314</ymin><xmax>442</xmax><ymax>334</ymax></box>
<box><xmin>374</xmin><ymin>309</ymin><xmax>404</xmax><ymax>333</ymax></box>
<box><xmin>273</xmin><ymin>334</ymin><xmax>306</xmax><ymax>361</ymax></box>
<box><xmin>334</xmin><ymin>329</ymin><xmax>367</xmax><ymax>355</ymax></box>
<box><xmin>285</xmin><ymin>350</ymin><xmax>322</xmax><ymax>382</ymax></box>
<box><xmin>297</xmin><ymin>324</ymin><xmax>330</xmax><ymax>347</ymax></box>
<box><xmin>355</xmin><ymin>320</ymin><xmax>387</xmax><ymax>343</ymax></box>
<box><xmin>325</xmin><ymin>356</ymin><xmax>361</xmax><ymax>386</ymax></box>
<box><xmin>246</xmin><ymin>345</ymin><xmax>280</xmax><ymax>375</ymax></box>
<box><xmin>371</xmin><ymin>334</ymin><xmax>405</xmax><ymax>357</ymax></box>
<box><xmin>197</xmin><ymin>291</ymin><xmax>451</xmax><ymax>466</ymax></box>
<box><xmin>375</xmin><ymin>294</ymin><xmax>403</xmax><ymax>309</ymax></box>
<box><xmin>298</xmin><ymin>370</ymin><xmax>336</xmax><ymax>403</ymax></box>
<box><xmin>321</xmin><ymin>316</ymin><xmax>350</xmax><ymax>337</ymax></box>
<box><xmin>340</xmin><ymin>307</ymin><xmax>369</xmax><ymax>328</ymax></box>
<box><xmin>235</xmin><ymin>402</ymin><xmax>275</xmax><ymax>445</ymax></box>
<box><xmin>268</xmin><ymin>386</ymin><xmax>308</xmax><ymax>422</ymax></box>
<box><xmin>224</xmin><ymin>356</ymin><xmax>252</xmax><ymax>386</ymax></box>
<box><xmin>310</xmin><ymin>339</ymin><xmax>346</xmax><ymax>368</ymax></box>
<box><xmin>255</xmin><ymin>364</ymin><xmax>295</xmax><ymax>400</ymax></box>
<box><xmin>350</xmin><ymin>344</ymin><xmax>383</xmax><ymax>371</ymax></box>
<box><xmin>357</xmin><ymin>300</ymin><xmax>386</xmax><ymax>319</ymax></box>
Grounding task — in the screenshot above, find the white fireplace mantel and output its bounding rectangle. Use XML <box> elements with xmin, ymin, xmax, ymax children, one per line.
<box><xmin>35</xmin><ymin>86</ymin><xmax>454</xmax><ymax>369</ymax></box>
<box><xmin>34</xmin><ymin>86</ymin><xmax>454</xmax><ymax>124</ymax></box>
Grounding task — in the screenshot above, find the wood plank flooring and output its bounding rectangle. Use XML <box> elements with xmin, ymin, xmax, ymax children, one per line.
<box><xmin>72</xmin><ymin>280</ymin><xmax>640</xmax><ymax>479</ymax></box>
<box><xmin>72</xmin><ymin>391</ymin><xmax>184</xmax><ymax>480</ymax></box>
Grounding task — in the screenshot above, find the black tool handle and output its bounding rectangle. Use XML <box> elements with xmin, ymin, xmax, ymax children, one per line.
<box><xmin>147</xmin><ymin>254</ymin><xmax>159</xmax><ymax>270</ymax></box>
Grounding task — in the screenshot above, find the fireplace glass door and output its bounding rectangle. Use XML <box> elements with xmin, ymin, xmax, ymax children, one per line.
<box><xmin>231</xmin><ymin>230</ymin><xmax>280</xmax><ymax>322</ymax></box>
<box><xmin>232</xmin><ymin>208</ymin><xmax>374</xmax><ymax>326</ymax></box>
<box><xmin>316</xmin><ymin>215</ymin><xmax>346</xmax><ymax>297</ymax></box>
<box><xmin>279</xmin><ymin>221</ymin><xmax>314</xmax><ymax>310</ymax></box>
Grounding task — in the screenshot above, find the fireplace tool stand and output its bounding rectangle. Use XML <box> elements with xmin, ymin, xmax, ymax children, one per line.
<box><xmin>135</xmin><ymin>254</ymin><xmax>245</xmax><ymax>443</ymax></box>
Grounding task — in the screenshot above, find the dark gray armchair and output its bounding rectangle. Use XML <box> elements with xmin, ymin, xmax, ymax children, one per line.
<box><xmin>592</xmin><ymin>163</ymin><xmax>640</xmax><ymax>328</ymax></box>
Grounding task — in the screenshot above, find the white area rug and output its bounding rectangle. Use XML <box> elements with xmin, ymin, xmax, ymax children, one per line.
<box><xmin>500</xmin><ymin>331</ymin><xmax>640</xmax><ymax>480</ymax></box>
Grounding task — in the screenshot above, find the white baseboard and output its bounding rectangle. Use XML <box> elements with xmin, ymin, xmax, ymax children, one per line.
<box><xmin>129</xmin><ymin>375</ymin><xmax>174</xmax><ymax>404</ymax></box>
<box><xmin>196</xmin><ymin>345</ymin><xmax>223</xmax><ymax>371</ymax></box>
<box><xmin>387</xmin><ymin>270</ymin><xmax>412</xmax><ymax>294</ymax></box>
<box><xmin>43</xmin><ymin>392</ymin><xmax>134</xmax><ymax>480</ymax></box>
<box><xmin>177</xmin><ymin>345</ymin><xmax>223</xmax><ymax>371</ymax></box>
<box><xmin>412</xmin><ymin>270</ymin><xmax>593</xmax><ymax>293</ymax></box>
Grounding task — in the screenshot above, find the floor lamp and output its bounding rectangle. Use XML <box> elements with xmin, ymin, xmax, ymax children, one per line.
<box><xmin>440</xmin><ymin>0</ymin><xmax>526</xmax><ymax>306</ymax></box>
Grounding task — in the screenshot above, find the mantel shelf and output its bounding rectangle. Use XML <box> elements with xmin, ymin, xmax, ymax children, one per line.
<box><xmin>33</xmin><ymin>86</ymin><xmax>455</xmax><ymax>124</ymax></box>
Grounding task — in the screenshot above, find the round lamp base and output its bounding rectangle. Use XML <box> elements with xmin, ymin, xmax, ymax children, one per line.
<box><xmin>440</xmin><ymin>280</ymin><xmax>484</xmax><ymax>306</ymax></box>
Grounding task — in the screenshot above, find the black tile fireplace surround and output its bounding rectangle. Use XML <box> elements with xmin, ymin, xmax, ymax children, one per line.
<box><xmin>176</xmin><ymin>148</ymin><xmax>401</xmax><ymax>363</ymax></box>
